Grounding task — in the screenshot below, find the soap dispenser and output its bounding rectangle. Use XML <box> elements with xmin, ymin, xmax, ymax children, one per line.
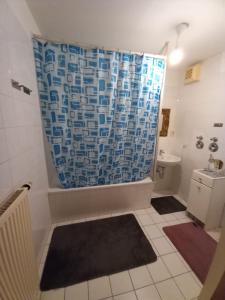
<box><xmin>208</xmin><ymin>154</ymin><xmax>215</xmax><ymax>171</ymax></box>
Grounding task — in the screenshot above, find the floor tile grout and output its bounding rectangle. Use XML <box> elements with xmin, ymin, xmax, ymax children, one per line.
<box><xmin>108</xmin><ymin>274</ymin><xmax>113</xmax><ymax>299</ymax></box>
<box><xmin>172</xmin><ymin>275</ymin><xmax>187</xmax><ymax>300</ymax></box>
<box><xmin>127</xmin><ymin>268</ymin><xmax>138</xmax><ymax>300</ymax></box>
<box><xmin>103</xmin><ymin>270</ymin><xmax>199</xmax><ymax>300</ymax></box>
<box><xmin>144</xmin><ymin>259</ymin><xmax>163</xmax><ymax>300</ymax></box>
<box><xmin>87</xmin><ymin>280</ymin><xmax>90</xmax><ymax>300</ymax></box>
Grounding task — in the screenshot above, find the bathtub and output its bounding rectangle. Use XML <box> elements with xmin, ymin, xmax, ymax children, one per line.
<box><xmin>48</xmin><ymin>177</ymin><xmax>153</xmax><ymax>222</ymax></box>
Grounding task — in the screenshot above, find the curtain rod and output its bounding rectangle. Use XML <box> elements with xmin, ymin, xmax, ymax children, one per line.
<box><xmin>32</xmin><ymin>33</ymin><xmax>166</xmax><ymax>60</ymax></box>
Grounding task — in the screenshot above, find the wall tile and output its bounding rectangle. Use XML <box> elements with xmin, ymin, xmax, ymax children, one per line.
<box><xmin>0</xmin><ymin>108</ymin><xmax>3</xmax><ymax>128</ymax></box>
<box><xmin>0</xmin><ymin>161</ymin><xmax>13</xmax><ymax>201</ymax></box>
<box><xmin>0</xmin><ymin>93</ymin><xmax>16</xmax><ymax>127</ymax></box>
<box><xmin>0</xmin><ymin>0</ymin><xmax>51</xmax><ymax>258</ymax></box>
<box><xmin>158</xmin><ymin>53</ymin><xmax>225</xmax><ymax>209</ymax></box>
<box><xmin>0</xmin><ymin>43</ymin><xmax>12</xmax><ymax>97</ymax></box>
<box><xmin>0</xmin><ymin>129</ymin><xmax>9</xmax><ymax>163</ymax></box>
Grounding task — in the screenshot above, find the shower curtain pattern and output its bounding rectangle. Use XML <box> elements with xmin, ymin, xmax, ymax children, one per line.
<box><xmin>33</xmin><ymin>39</ymin><xmax>165</xmax><ymax>188</ymax></box>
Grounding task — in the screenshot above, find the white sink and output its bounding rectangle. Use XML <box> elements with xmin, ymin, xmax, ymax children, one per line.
<box><xmin>157</xmin><ymin>153</ymin><xmax>181</xmax><ymax>166</ymax></box>
<box><xmin>198</xmin><ymin>169</ymin><xmax>225</xmax><ymax>179</ymax></box>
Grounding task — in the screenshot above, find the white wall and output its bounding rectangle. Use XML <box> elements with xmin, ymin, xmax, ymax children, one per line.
<box><xmin>176</xmin><ymin>53</ymin><xmax>225</xmax><ymax>202</ymax></box>
<box><xmin>158</xmin><ymin>69</ymin><xmax>184</xmax><ymax>155</ymax></box>
<box><xmin>0</xmin><ymin>0</ymin><xmax>51</xmax><ymax>258</ymax></box>
<box><xmin>156</xmin><ymin>69</ymin><xmax>183</xmax><ymax>193</ymax></box>
<box><xmin>159</xmin><ymin>53</ymin><xmax>225</xmax><ymax>208</ymax></box>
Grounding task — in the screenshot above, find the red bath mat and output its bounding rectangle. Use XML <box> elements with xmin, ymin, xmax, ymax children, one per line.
<box><xmin>163</xmin><ymin>222</ymin><xmax>217</xmax><ymax>283</ymax></box>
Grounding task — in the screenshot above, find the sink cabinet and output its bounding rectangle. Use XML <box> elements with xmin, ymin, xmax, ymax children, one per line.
<box><xmin>187</xmin><ymin>169</ymin><xmax>225</xmax><ymax>229</ymax></box>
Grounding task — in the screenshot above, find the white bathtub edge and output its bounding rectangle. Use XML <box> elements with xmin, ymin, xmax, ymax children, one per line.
<box><xmin>48</xmin><ymin>176</ymin><xmax>152</xmax><ymax>194</ymax></box>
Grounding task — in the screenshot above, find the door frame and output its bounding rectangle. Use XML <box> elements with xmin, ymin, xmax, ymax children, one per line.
<box><xmin>199</xmin><ymin>226</ymin><xmax>225</xmax><ymax>299</ymax></box>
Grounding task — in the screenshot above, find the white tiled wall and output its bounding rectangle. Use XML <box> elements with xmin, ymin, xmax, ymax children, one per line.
<box><xmin>156</xmin><ymin>69</ymin><xmax>184</xmax><ymax>193</ymax></box>
<box><xmin>175</xmin><ymin>53</ymin><xmax>225</xmax><ymax>203</ymax></box>
<box><xmin>158</xmin><ymin>69</ymin><xmax>184</xmax><ymax>156</ymax></box>
<box><xmin>0</xmin><ymin>0</ymin><xmax>51</xmax><ymax>258</ymax></box>
<box><xmin>159</xmin><ymin>54</ymin><xmax>225</xmax><ymax>222</ymax></box>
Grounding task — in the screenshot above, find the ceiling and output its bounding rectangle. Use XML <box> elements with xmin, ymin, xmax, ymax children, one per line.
<box><xmin>26</xmin><ymin>0</ymin><xmax>225</xmax><ymax>68</ymax></box>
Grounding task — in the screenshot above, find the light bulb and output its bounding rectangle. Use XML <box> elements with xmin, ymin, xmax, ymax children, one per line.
<box><xmin>169</xmin><ymin>48</ymin><xmax>184</xmax><ymax>65</ymax></box>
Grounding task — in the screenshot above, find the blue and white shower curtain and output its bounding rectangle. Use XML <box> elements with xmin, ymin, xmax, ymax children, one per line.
<box><xmin>33</xmin><ymin>38</ymin><xmax>165</xmax><ymax>188</ymax></box>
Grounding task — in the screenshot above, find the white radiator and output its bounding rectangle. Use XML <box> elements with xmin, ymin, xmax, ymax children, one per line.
<box><xmin>0</xmin><ymin>188</ymin><xmax>39</xmax><ymax>300</ymax></box>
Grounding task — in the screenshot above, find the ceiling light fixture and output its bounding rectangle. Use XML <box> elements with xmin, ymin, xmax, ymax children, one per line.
<box><xmin>169</xmin><ymin>22</ymin><xmax>189</xmax><ymax>66</ymax></box>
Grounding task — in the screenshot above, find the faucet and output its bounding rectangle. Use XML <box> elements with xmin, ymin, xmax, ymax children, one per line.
<box><xmin>159</xmin><ymin>149</ymin><xmax>165</xmax><ymax>156</ymax></box>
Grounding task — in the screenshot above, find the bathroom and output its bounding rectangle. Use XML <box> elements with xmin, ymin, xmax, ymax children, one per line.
<box><xmin>0</xmin><ymin>0</ymin><xmax>225</xmax><ymax>299</ymax></box>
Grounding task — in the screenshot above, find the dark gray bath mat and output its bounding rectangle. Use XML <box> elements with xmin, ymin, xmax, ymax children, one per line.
<box><xmin>40</xmin><ymin>214</ymin><xmax>157</xmax><ymax>291</ymax></box>
<box><xmin>151</xmin><ymin>196</ymin><xmax>186</xmax><ymax>214</ymax></box>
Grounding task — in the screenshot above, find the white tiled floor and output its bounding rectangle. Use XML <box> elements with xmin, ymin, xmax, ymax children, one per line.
<box><xmin>110</xmin><ymin>271</ymin><xmax>133</xmax><ymax>295</ymax></box>
<box><xmin>137</xmin><ymin>214</ymin><xmax>154</xmax><ymax>226</ymax></box>
<box><xmin>156</xmin><ymin>278</ymin><xmax>185</xmax><ymax>300</ymax></box>
<box><xmin>89</xmin><ymin>276</ymin><xmax>112</xmax><ymax>300</ymax></box>
<box><xmin>144</xmin><ymin>224</ymin><xmax>162</xmax><ymax>239</ymax></box>
<box><xmin>129</xmin><ymin>266</ymin><xmax>153</xmax><ymax>289</ymax></box>
<box><xmin>152</xmin><ymin>237</ymin><xmax>175</xmax><ymax>255</ymax></box>
<box><xmin>114</xmin><ymin>291</ymin><xmax>137</xmax><ymax>300</ymax></box>
<box><xmin>40</xmin><ymin>288</ymin><xmax>64</xmax><ymax>300</ymax></box>
<box><xmin>174</xmin><ymin>273</ymin><xmax>201</xmax><ymax>300</ymax></box>
<box><xmin>206</xmin><ymin>228</ymin><xmax>221</xmax><ymax>242</ymax></box>
<box><xmin>162</xmin><ymin>253</ymin><xmax>189</xmax><ymax>276</ymax></box>
<box><xmin>136</xmin><ymin>284</ymin><xmax>161</xmax><ymax>300</ymax></box>
<box><xmin>147</xmin><ymin>257</ymin><xmax>171</xmax><ymax>283</ymax></box>
<box><xmin>65</xmin><ymin>282</ymin><xmax>88</xmax><ymax>300</ymax></box>
<box><xmin>39</xmin><ymin>203</ymin><xmax>203</xmax><ymax>300</ymax></box>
